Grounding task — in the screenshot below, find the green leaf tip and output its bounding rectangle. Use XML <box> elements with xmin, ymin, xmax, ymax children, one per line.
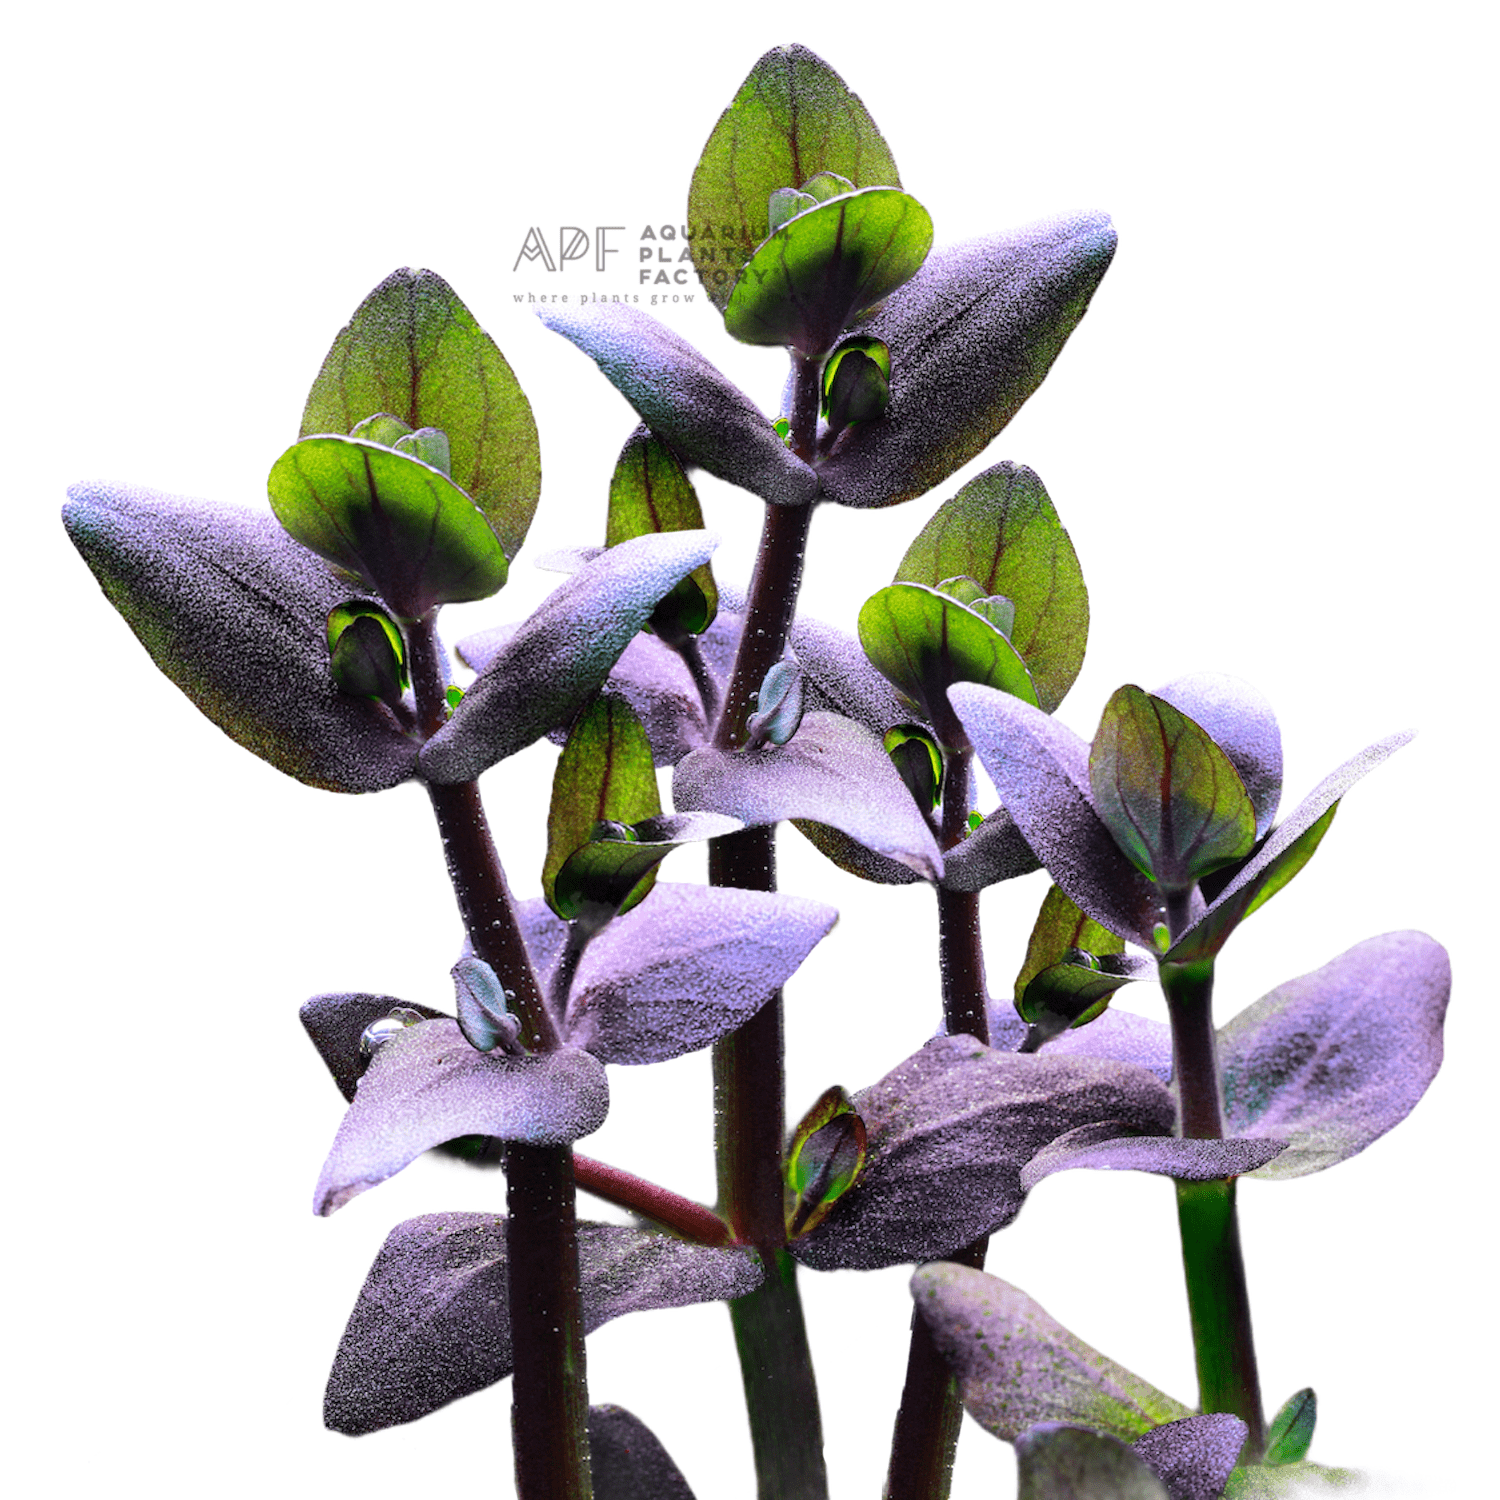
<box><xmin>300</xmin><ymin>267</ymin><xmax>540</xmax><ymax>560</ymax></box>
<box><xmin>786</xmin><ymin>1085</ymin><xmax>867</xmax><ymax>1239</ymax></box>
<box><xmin>688</xmin><ymin>45</ymin><xmax>902</xmax><ymax>310</ymax></box>
<box><xmin>1264</xmin><ymin>1389</ymin><xmax>1316</xmax><ymax>1466</ymax></box>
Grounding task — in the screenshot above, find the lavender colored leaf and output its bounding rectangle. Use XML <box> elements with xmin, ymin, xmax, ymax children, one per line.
<box><xmin>938</xmin><ymin>805</ymin><xmax>1041</xmax><ymax>891</ymax></box>
<box><xmin>539</xmin><ymin>303</ymin><xmax>817</xmax><ymax>506</ymax></box>
<box><xmin>790</xmin><ymin>612</ymin><xmax>911</xmax><ymax>735</ymax></box>
<box><xmin>420</xmin><ymin>530</ymin><xmax>717</xmax><ymax>783</ymax></box>
<box><xmin>1134</xmin><ymin>1414</ymin><xmax>1249</xmax><ymax>1500</ymax></box>
<box><xmin>911</xmin><ymin>1262</ymin><xmax>1191</xmax><ymax>1440</ymax></box>
<box><xmin>674</xmin><ymin>711</ymin><xmax>944</xmax><ymax>881</ymax></box>
<box><xmin>300</xmin><ymin>992</ymin><xmax>449</xmax><ymax>1101</ymax></box>
<box><xmin>1167</xmin><ymin>733</ymin><xmax>1412</xmax><ymax>963</ymax></box>
<box><xmin>1154</xmin><ymin>674</ymin><xmax>1282</xmax><ymax>840</ymax></box>
<box><xmin>1016</xmin><ymin>1424</ymin><xmax>1172</xmax><ymax>1500</ymax></box>
<box><xmin>1218</xmin><ymin>931</ymin><xmax>1450</xmax><ymax>1178</ymax></box>
<box><xmin>313</xmin><ymin>1023</ymin><xmax>608</xmax><ymax>1214</ymax></box>
<box><xmin>63</xmin><ymin>485</ymin><xmax>419</xmax><ymax>793</ymax></box>
<box><xmin>324</xmin><ymin>1214</ymin><xmax>761</xmax><ymax>1434</ymax></box>
<box><xmin>791</xmin><ymin>820</ymin><xmax>924</xmax><ymax>885</ymax></box>
<box><xmin>588</xmin><ymin>1405</ymin><xmax>698</xmax><ymax>1500</ymax></box>
<box><xmin>949</xmin><ymin>684</ymin><xmax>1162</xmax><ymax>944</ymax></box>
<box><xmin>1020</xmin><ymin>1124</ymin><xmax>1287</xmax><ymax>1192</ymax></box>
<box><xmin>564</xmin><ymin>883</ymin><xmax>838</xmax><ymax>1064</ymax></box>
<box><xmin>1037</xmin><ymin>1008</ymin><xmax>1174</xmax><ymax>1085</ymax></box>
<box><xmin>793</xmin><ymin>1036</ymin><xmax>1174</xmax><ymax>1269</ymax></box>
<box><xmin>816</xmin><ymin>217</ymin><xmax>1117</xmax><ymax>509</ymax></box>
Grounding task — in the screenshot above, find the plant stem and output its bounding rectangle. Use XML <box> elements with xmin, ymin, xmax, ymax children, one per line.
<box><xmin>1160</xmin><ymin>957</ymin><xmax>1265</xmax><ymax>1459</ymax></box>
<box><xmin>886</xmin><ymin>748</ymin><xmax>989</xmax><ymax>1500</ymax></box>
<box><xmin>707</xmin><ymin>351</ymin><xmax>826</xmax><ymax>1500</ymax></box>
<box><xmin>507</xmin><ymin>1142</ymin><xmax>594</xmax><ymax>1500</ymax></box>
<box><xmin>572</xmin><ymin>1153</ymin><xmax>731</xmax><ymax>1246</ymax></box>
<box><xmin>407</xmin><ymin>614</ymin><xmax>591</xmax><ymax>1497</ymax></box>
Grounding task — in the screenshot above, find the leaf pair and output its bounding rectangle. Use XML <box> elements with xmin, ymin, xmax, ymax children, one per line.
<box><xmin>302</xmin><ymin>883</ymin><xmax>839</xmax><ymax>1212</ymax></box>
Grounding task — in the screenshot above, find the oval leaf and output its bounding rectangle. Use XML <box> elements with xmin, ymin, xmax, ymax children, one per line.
<box><xmin>313</xmin><ymin>1023</ymin><xmax>608</xmax><ymax>1214</ymax></box>
<box><xmin>674</xmin><ymin>711</ymin><xmax>944</xmax><ymax>881</ymax></box>
<box><xmin>420</xmin><ymin>530</ymin><xmax>718</xmax><ymax>783</ymax></box>
<box><xmin>687</xmin><ymin>44</ymin><xmax>901</xmax><ymax>311</ymax></box>
<box><xmin>860</xmin><ymin>583</ymin><xmax>1039</xmax><ymax>747</ymax></box>
<box><xmin>324</xmin><ymin>1214</ymin><xmax>761</xmax><ymax>1434</ymax></box>
<box><xmin>1020</xmin><ymin>1124</ymin><xmax>1288</xmax><ymax>1192</ymax></box>
<box><xmin>564</xmin><ymin>883</ymin><xmax>838</xmax><ymax>1064</ymax></box>
<box><xmin>816</xmin><ymin>216</ymin><xmax>1118</xmax><ymax>508</ymax></box>
<box><xmin>545</xmin><ymin>696</ymin><xmax>662</xmax><ymax>917</ymax></box>
<box><xmin>1134</xmin><ymin>1414</ymin><xmax>1250</xmax><ymax>1500</ymax></box>
<box><xmin>267</xmin><ymin>436</ymin><xmax>507</xmax><ymax>619</ymax></box>
<box><xmin>608</xmin><ymin>426</ymin><xmax>718</xmax><ymax>637</ymax></box>
<box><xmin>588</xmin><ymin>1406</ymin><xmax>699</xmax><ymax>1500</ymax></box>
<box><xmin>63</xmin><ymin>485</ymin><xmax>418</xmax><ymax>793</ymax></box>
<box><xmin>896</xmin><ymin>462</ymin><xmax>1088</xmax><ymax>713</ymax></box>
<box><xmin>1218</xmin><ymin>931</ymin><xmax>1450</xmax><ymax>1177</ymax></box>
<box><xmin>1264</xmin><ymin>1389</ymin><xmax>1317</xmax><ymax>1467</ymax></box>
<box><xmin>1090</xmin><ymin>685</ymin><xmax>1256</xmax><ymax>892</ymax></box>
<box><xmin>911</xmin><ymin>1263</ymin><xmax>1191</xmax><ymax>1441</ymax></box>
<box><xmin>299</xmin><ymin>268</ymin><xmax>541</xmax><ymax>559</ymax></box>
<box><xmin>949</xmin><ymin>684</ymin><xmax>1163</xmax><ymax>945</ymax></box>
<box><xmin>725</xmin><ymin>188</ymin><xmax>932</xmax><ymax>357</ymax></box>
<box><xmin>541</xmin><ymin>303</ymin><xmax>817</xmax><ymax>506</ymax></box>
<box><xmin>793</xmin><ymin>1036</ymin><xmax>1175</xmax><ymax>1269</ymax></box>
<box><xmin>1016</xmin><ymin>1425</ymin><xmax>1171</xmax><ymax>1500</ymax></box>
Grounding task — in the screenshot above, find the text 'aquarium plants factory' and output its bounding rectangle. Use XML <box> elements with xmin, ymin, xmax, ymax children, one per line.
<box><xmin>63</xmin><ymin>42</ymin><xmax>1452</xmax><ymax>1500</ymax></box>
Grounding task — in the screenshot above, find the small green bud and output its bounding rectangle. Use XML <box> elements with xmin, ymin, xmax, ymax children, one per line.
<box><xmin>884</xmin><ymin>724</ymin><xmax>943</xmax><ymax>811</ymax></box>
<box><xmin>786</xmin><ymin>1085</ymin><xmax>867</xmax><ymax>1239</ymax></box>
<box><xmin>745</xmin><ymin>660</ymin><xmax>806</xmax><ymax>749</ymax></box>
<box><xmin>326</xmin><ymin>602</ymin><xmax>408</xmax><ymax>709</ymax></box>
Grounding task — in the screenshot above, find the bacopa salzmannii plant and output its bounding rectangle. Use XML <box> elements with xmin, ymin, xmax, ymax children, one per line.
<box><xmin>60</xmin><ymin>42</ymin><xmax>1456</xmax><ymax>1500</ymax></box>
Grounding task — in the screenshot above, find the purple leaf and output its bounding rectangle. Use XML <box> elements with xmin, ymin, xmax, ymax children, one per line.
<box><xmin>564</xmin><ymin>883</ymin><xmax>839</xmax><ymax>1064</ymax></box>
<box><xmin>300</xmin><ymin>992</ymin><xmax>449</xmax><ymax>1101</ymax></box>
<box><xmin>1016</xmin><ymin>1424</ymin><xmax>1172</xmax><ymax>1500</ymax></box>
<box><xmin>911</xmin><ymin>1263</ymin><xmax>1191</xmax><ymax>1440</ymax></box>
<box><xmin>324</xmin><ymin>1214</ymin><xmax>762</xmax><ymax>1434</ymax></box>
<box><xmin>793</xmin><ymin>1036</ymin><xmax>1174</xmax><ymax>1269</ymax></box>
<box><xmin>313</xmin><ymin>1023</ymin><xmax>608</xmax><ymax>1214</ymax></box>
<box><xmin>949</xmin><ymin>684</ymin><xmax>1162</xmax><ymax>943</ymax></box>
<box><xmin>1133</xmin><ymin>1414</ymin><xmax>1248</xmax><ymax>1500</ymax></box>
<box><xmin>674</xmin><ymin>711</ymin><xmax>945</xmax><ymax>881</ymax></box>
<box><xmin>420</xmin><ymin>531</ymin><xmax>717</xmax><ymax>783</ymax></box>
<box><xmin>1020</xmin><ymin>1123</ymin><xmax>1287</xmax><ymax>1192</ymax></box>
<box><xmin>1154</xmin><ymin>674</ymin><xmax>1282</xmax><ymax>841</ymax></box>
<box><xmin>1036</xmin><ymin>1008</ymin><xmax>1173</xmax><ymax>1084</ymax></box>
<box><xmin>790</xmin><ymin>612</ymin><xmax>911</xmax><ymax>735</ymax></box>
<box><xmin>816</xmin><ymin>216</ymin><xmax>1117</xmax><ymax>509</ymax></box>
<box><xmin>941</xmin><ymin>805</ymin><xmax>1041</xmax><ymax>892</ymax></box>
<box><xmin>1218</xmin><ymin>931</ymin><xmax>1450</xmax><ymax>1178</ymax></box>
<box><xmin>539</xmin><ymin>303</ymin><xmax>817</xmax><ymax>507</ymax></box>
<box><xmin>588</xmin><ymin>1406</ymin><xmax>698</xmax><ymax>1500</ymax></box>
<box><xmin>792</xmin><ymin>820</ymin><xmax>925</xmax><ymax>885</ymax></box>
<box><xmin>63</xmin><ymin>484</ymin><xmax>419</xmax><ymax>793</ymax></box>
<box><xmin>1167</xmin><ymin>732</ymin><xmax>1411</xmax><ymax>962</ymax></box>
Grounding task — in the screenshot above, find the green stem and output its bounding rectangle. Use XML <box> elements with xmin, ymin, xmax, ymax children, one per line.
<box><xmin>407</xmin><ymin>615</ymin><xmax>591</xmax><ymax>1498</ymax></box>
<box><xmin>886</xmin><ymin>750</ymin><xmax>989</xmax><ymax>1500</ymax></box>
<box><xmin>1160</xmin><ymin>956</ymin><xmax>1265</xmax><ymax>1459</ymax></box>
<box><xmin>707</xmin><ymin>351</ymin><xmax>826</xmax><ymax>1500</ymax></box>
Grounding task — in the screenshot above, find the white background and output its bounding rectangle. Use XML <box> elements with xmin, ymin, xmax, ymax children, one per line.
<box><xmin>9</xmin><ymin>3</ymin><xmax>1494</xmax><ymax>1496</ymax></box>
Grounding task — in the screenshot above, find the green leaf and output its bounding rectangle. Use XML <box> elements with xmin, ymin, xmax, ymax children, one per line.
<box><xmin>607</xmin><ymin>428</ymin><xmax>717</xmax><ymax>637</ymax></box>
<box><xmin>822</xmin><ymin>346</ymin><xmax>891</xmax><ymax>436</ymax></box>
<box><xmin>785</xmin><ymin>1085</ymin><xmax>867</xmax><ymax>1239</ymax></box>
<box><xmin>724</xmin><ymin>188</ymin><xmax>932</xmax><ymax>357</ymax></box>
<box><xmin>300</xmin><ymin>268</ymin><xmax>541</xmax><ymax>559</ymax></box>
<box><xmin>327</xmin><ymin>603</ymin><xmax>408</xmax><ymax>708</ymax></box>
<box><xmin>1090</xmin><ymin>685</ymin><xmax>1256</xmax><ymax>892</ymax></box>
<box><xmin>883</xmin><ymin>723</ymin><xmax>942</xmax><ymax>810</ymax></box>
<box><xmin>1015</xmin><ymin>885</ymin><xmax>1124</xmax><ymax>1001</ymax></box>
<box><xmin>267</xmin><ymin>436</ymin><xmax>508</xmax><ymax>620</ymax></box>
<box><xmin>896</xmin><ymin>463</ymin><xmax>1088</xmax><ymax>713</ymax></box>
<box><xmin>1265</xmin><ymin>1389</ymin><xmax>1316</xmax><ymax>1466</ymax></box>
<box><xmin>858</xmin><ymin>582</ymin><xmax>1038</xmax><ymax>749</ymax></box>
<box><xmin>1018</xmin><ymin>956</ymin><xmax>1147</xmax><ymax>1039</ymax></box>
<box><xmin>544</xmin><ymin>696</ymin><xmax>662</xmax><ymax>919</ymax></box>
<box><xmin>1222</xmin><ymin>1461</ymin><xmax>1362</xmax><ymax>1496</ymax></box>
<box><xmin>687</xmin><ymin>45</ymin><xmax>901</xmax><ymax>311</ymax></box>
